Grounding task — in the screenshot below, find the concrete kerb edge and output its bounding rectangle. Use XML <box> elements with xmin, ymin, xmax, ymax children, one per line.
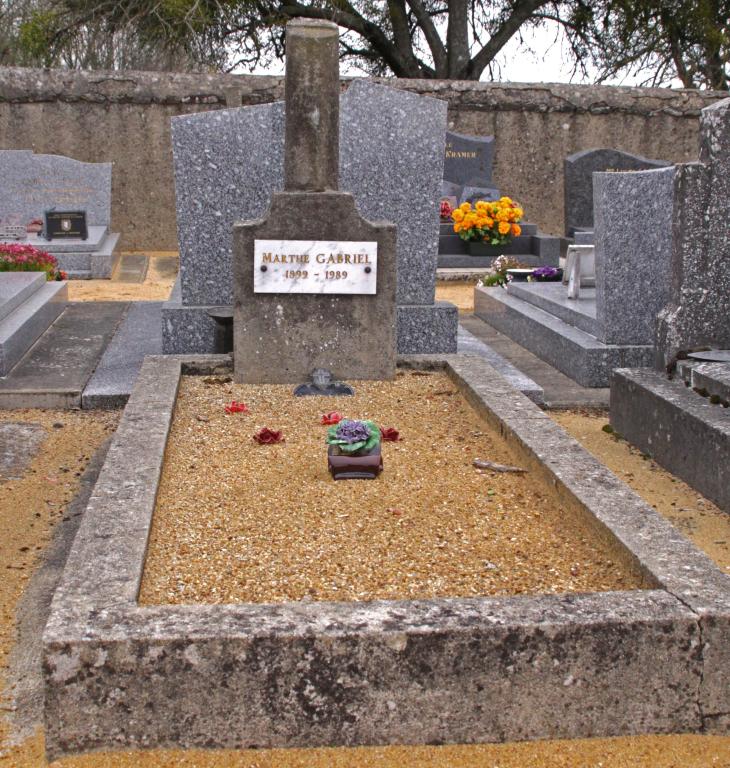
<box><xmin>42</xmin><ymin>354</ymin><xmax>730</xmax><ymax>757</ymax></box>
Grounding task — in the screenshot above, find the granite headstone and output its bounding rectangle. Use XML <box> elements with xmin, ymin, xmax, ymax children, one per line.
<box><xmin>442</xmin><ymin>131</ymin><xmax>499</xmax><ymax>205</ymax></box>
<box><xmin>341</xmin><ymin>80</ymin><xmax>446</xmax><ymax>306</ymax></box>
<box><xmin>0</xmin><ymin>150</ymin><xmax>112</xmax><ymax>227</ymax></box>
<box><xmin>656</xmin><ymin>98</ymin><xmax>730</xmax><ymax>368</ymax></box>
<box><xmin>172</xmin><ymin>104</ymin><xmax>285</xmax><ymax>307</ymax></box>
<box><xmin>593</xmin><ymin>166</ymin><xmax>675</xmax><ymax>345</ymax></box>
<box><xmin>564</xmin><ymin>148</ymin><xmax>670</xmax><ymax>237</ymax></box>
<box><xmin>165</xmin><ymin>79</ymin><xmax>456</xmax><ymax>355</ymax></box>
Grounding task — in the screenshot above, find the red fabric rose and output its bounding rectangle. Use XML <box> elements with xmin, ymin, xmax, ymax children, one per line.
<box><xmin>320</xmin><ymin>411</ymin><xmax>343</xmax><ymax>425</ymax></box>
<box><xmin>380</xmin><ymin>427</ymin><xmax>401</xmax><ymax>441</ymax></box>
<box><xmin>225</xmin><ymin>401</ymin><xmax>249</xmax><ymax>414</ymax></box>
<box><xmin>253</xmin><ymin>427</ymin><xmax>284</xmax><ymax>444</ymax></box>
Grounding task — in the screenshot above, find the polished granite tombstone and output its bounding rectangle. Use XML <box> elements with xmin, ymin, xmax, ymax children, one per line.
<box><xmin>442</xmin><ymin>131</ymin><xmax>499</xmax><ymax>204</ymax></box>
<box><xmin>564</xmin><ymin>148</ymin><xmax>670</xmax><ymax>237</ymax></box>
<box><xmin>164</xmin><ymin>81</ymin><xmax>456</xmax><ymax>356</ymax></box>
<box><xmin>0</xmin><ymin>150</ymin><xmax>120</xmax><ymax>278</ymax></box>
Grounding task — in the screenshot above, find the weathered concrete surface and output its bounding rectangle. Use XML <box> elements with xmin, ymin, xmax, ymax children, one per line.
<box><xmin>0</xmin><ymin>67</ymin><xmax>725</xmax><ymax>249</ymax></box>
<box><xmin>0</xmin><ymin>302</ymin><xmax>127</xmax><ymax>409</ymax></box>
<box><xmin>3</xmin><ymin>438</ymin><xmax>111</xmax><ymax>746</ymax></box>
<box><xmin>610</xmin><ymin>368</ymin><xmax>730</xmax><ymax>514</ymax></box>
<box><xmin>43</xmin><ymin>354</ymin><xmax>730</xmax><ymax>758</ymax></box>
<box><xmin>456</xmin><ymin>324</ymin><xmax>544</xmax><ymax>404</ymax></box>
<box><xmin>0</xmin><ymin>422</ymin><xmax>45</xmax><ymax>480</ymax></box>
<box><xmin>692</xmin><ymin>363</ymin><xmax>730</xmax><ymax>404</ymax></box>
<box><xmin>284</xmin><ymin>20</ymin><xmax>339</xmax><ymax>192</ymax></box>
<box><xmin>233</xmin><ymin>192</ymin><xmax>396</xmax><ymax>383</ymax></box>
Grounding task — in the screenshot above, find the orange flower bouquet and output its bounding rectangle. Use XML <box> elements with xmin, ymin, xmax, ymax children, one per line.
<box><xmin>451</xmin><ymin>197</ymin><xmax>523</xmax><ymax>246</ymax></box>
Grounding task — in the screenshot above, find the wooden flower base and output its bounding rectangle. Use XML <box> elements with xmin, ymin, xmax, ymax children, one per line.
<box><xmin>328</xmin><ymin>444</ymin><xmax>383</xmax><ymax>480</ymax></box>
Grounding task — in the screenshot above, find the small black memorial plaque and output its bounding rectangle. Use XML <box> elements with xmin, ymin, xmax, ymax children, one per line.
<box><xmin>43</xmin><ymin>210</ymin><xmax>88</xmax><ymax>240</ymax></box>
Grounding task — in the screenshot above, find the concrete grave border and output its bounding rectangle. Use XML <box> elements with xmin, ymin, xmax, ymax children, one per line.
<box><xmin>43</xmin><ymin>354</ymin><xmax>730</xmax><ymax>758</ymax></box>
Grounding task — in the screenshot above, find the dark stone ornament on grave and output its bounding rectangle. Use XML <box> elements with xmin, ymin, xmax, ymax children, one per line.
<box><xmin>43</xmin><ymin>210</ymin><xmax>88</xmax><ymax>240</ymax></box>
<box><xmin>326</xmin><ymin>419</ymin><xmax>382</xmax><ymax>480</ymax></box>
<box><xmin>293</xmin><ymin>368</ymin><xmax>355</xmax><ymax>397</ymax></box>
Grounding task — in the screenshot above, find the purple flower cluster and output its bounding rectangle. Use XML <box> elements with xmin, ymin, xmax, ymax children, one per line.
<box><xmin>334</xmin><ymin>420</ymin><xmax>372</xmax><ymax>444</ymax></box>
<box><xmin>531</xmin><ymin>266</ymin><xmax>560</xmax><ymax>279</ymax></box>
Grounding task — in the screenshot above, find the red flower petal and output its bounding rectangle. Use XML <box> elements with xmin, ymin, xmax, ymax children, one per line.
<box><xmin>320</xmin><ymin>411</ymin><xmax>343</xmax><ymax>425</ymax></box>
<box><xmin>225</xmin><ymin>401</ymin><xmax>249</xmax><ymax>414</ymax></box>
<box><xmin>380</xmin><ymin>427</ymin><xmax>401</xmax><ymax>441</ymax></box>
<box><xmin>253</xmin><ymin>427</ymin><xmax>284</xmax><ymax>444</ymax></box>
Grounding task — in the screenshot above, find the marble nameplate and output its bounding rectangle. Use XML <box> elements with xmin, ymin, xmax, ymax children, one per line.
<box><xmin>253</xmin><ymin>239</ymin><xmax>377</xmax><ymax>295</ymax></box>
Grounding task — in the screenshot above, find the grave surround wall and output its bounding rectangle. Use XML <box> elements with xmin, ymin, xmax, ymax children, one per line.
<box><xmin>0</xmin><ymin>67</ymin><xmax>725</xmax><ymax>249</ymax></box>
<box><xmin>43</xmin><ymin>353</ymin><xmax>730</xmax><ymax>758</ymax></box>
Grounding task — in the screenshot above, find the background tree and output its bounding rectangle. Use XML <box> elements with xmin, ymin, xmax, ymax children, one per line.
<box><xmin>580</xmin><ymin>0</ymin><xmax>729</xmax><ymax>89</ymax></box>
<box><xmin>1</xmin><ymin>0</ymin><xmax>728</xmax><ymax>90</ymax></box>
<box><xmin>2</xmin><ymin>0</ymin><xmax>592</xmax><ymax>77</ymax></box>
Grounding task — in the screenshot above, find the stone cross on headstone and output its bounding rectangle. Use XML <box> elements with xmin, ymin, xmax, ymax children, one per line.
<box><xmin>232</xmin><ymin>19</ymin><xmax>397</xmax><ymax>384</ymax></box>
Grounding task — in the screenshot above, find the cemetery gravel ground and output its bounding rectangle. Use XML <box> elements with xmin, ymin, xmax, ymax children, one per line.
<box><xmin>0</xmin><ymin>386</ymin><xmax>729</xmax><ymax>765</ymax></box>
<box><xmin>434</xmin><ymin>280</ymin><xmax>476</xmax><ymax>313</ymax></box>
<box><xmin>551</xmin><ymin>410</ymin><xmax>730</xmax><ymax>574</ymax></box>
<box><xmin>66</xmin><ymin>252</ymin><xmax>179</xmax><ymax>302</ymax></box>
<box><xmin>140</xmin><ymin>372</ymin><xmax>639</xmax><ymax>604</ymax></box>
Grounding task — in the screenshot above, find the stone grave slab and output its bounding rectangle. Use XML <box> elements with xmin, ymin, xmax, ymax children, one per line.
<box><xmin>0</xmin><ymin>422</ymin><xmax>45</xmax><ymax>481</ymax></box>
<box><xmin>0</xmin><ymin>152</ymin><xmax>120</xmax><ymax>279</ymax></box>
<box><xmin>0</xmin><ymin>272</ymin><xmax>46</xmax><ymax>323</ymax></box>
<box><xmin>165</xmin><ymin>79</ymin><xmax>456</xmax><ymax>355</ymax></box>
<box><xmin>233</xmin><ymin>20</ymin><xmax>396</xmax><ymax>384</ymax></box>
<box><xmin>0</xmin><ymin>275</ymin><xmax>67</xmax><ymax>377</ymax></box>
<box><xmin>0</xmin><ymin>302</ymin><xmax>125</xmax><ymax>408</ymax></box>
<box><xmin>341</xmin><ymin>79</ymin><xmax>446</xmax><ymax>307</ymax></box>
<box><xmin>172</xmin><ymin>103</ymin><xmax>285</xmax><ymax>307</ymax></box>
<box><xmin>564</xmin><ymin>148</ymin><xmax>670</xmax><ymax>236</ymax></box>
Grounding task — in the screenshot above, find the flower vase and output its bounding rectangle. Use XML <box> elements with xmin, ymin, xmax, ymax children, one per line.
<box><xmin>328</xmin><ymin>444</ymin><xmax>383</xmax><ymax>480</ymax></box>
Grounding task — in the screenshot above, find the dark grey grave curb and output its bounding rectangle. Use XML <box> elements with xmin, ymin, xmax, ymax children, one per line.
<box><xmin>43</xmin><ymin>355</ymin><xmax>730</xmax><ymax>758</ymax></box>
<box><xmin>611</xmin><ymin>368</ymin><xmax>730</xmax><ymax>514</ymax></box>
<box><xmin>474</xmin><ymin>285</ymin><xmax>654</xmax><ymax>387</ymax></box>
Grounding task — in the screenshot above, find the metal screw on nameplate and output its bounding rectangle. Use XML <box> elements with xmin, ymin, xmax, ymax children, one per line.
<box><xmin>293</xmin><ymin>368</ymin><xmax>355</xmax><ymax>396</ymax></box>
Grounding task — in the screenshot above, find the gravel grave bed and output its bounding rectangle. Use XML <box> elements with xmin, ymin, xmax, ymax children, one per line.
<box><xmin>140</xmin><ymin>371</ymin><xmax>643</xmax><ymax>605</ymax></box>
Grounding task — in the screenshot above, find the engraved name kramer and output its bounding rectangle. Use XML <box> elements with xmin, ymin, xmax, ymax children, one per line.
<box><xmin>261</xmin><ymin>252</ymin><xmax>372</xmax><ymax>265</ymax></box>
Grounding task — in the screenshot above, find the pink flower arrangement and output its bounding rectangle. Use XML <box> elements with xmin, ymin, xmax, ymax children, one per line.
<box><xmin>0</xmin><ymin>243</ymin><xmax>62</xmax><ymax>281</ymax></box>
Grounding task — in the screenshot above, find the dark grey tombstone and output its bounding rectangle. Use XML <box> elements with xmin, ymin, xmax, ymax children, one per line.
<box><xmin>564</xmin><ymin>148</ymin><xmax>670</xmax><ymax>237</ymax></box>
<box><xmin>442</xmin><ymin>131</ymin><xmax>500</xmax><ymax>204</ymax></box>
<box><xmin>443</xmin><ymin>131</ymin><xmax>495</xmax><ymax>187</ymax></box>
<box><xmin>593</xmin><ymin>166</ymin><xmax>675</xmax><ymax>345</ymax></box>
<box><xmin>656</xmin><ymin>98</ymin><xmax>730</xmax><ymax>369</ymax></box>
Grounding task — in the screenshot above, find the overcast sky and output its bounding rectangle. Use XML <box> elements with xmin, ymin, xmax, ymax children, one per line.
<box><xmin>253</xmin><ymin>19</ymin><xmax>676</xmax><ymax>88</ymax></box>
